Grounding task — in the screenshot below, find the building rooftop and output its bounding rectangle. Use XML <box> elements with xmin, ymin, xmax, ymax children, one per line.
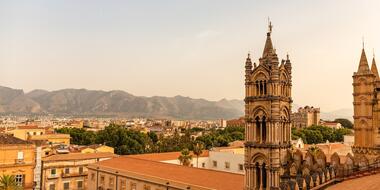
<box><xmin>0</xmin><ymin>134</ymin><xmax>32</xmax><ymax>145</ymax></box>
<box><xmin>90</xmin><ymin>156</ymin><xmax>244</xmax><ymax>190</ymax></box>
<box><xmin>17</xmin><ymin>125</ymin><xmax>41</xmax><ymax>130</ymax></box>
<box><xmin>28</xmin><ymin>134</ymin><xmax>70</xmax><ymax>139</ymax></box>
<box><xmin>327</xmin><ymin>172</ymin><xmax>380</xmax><ymax>190</ymax></box>
<box><xmin>127</xmin><ymin>150</ymin><xmax>209</xmax><ymax>161</ymax></box>
<box><xmin>43</xmin><ymin>152</ymin><xmax>116</xmax><ymax>162</ymax></box>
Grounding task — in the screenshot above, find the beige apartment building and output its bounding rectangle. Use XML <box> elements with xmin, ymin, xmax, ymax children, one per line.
<box><xmin>291</xmin><ymin>106</ymin><xmax>320</xmax><ymax>128</ymax></box>
<box><xmin>0</xmin><ymin>134</ymin><xmax>36</xmax><ymax>190</ymax></box>
<box><xmin>41</xmin><ymin>152</ymin><xmax>116</xmax><ymax>190</ymax></box>
<box><xmin>87</xmin><ymin>156</ymin><xmax>244</xmax><ymax>190</ymax></box>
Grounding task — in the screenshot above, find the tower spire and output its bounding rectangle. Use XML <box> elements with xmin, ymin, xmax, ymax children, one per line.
<box><xmin>371</xmin><ymin>49</ymin><xmax>379</xmax><ymax>79</ymax></box>
<box><xmin>262</xmin><ymin>19</ymin><xmax>274</xmax><ymax>58</ymax></box>
<box><xmin>357</xmin><ymin>47</ymin><xmax>370</xmax><ymax>74</ymax></box>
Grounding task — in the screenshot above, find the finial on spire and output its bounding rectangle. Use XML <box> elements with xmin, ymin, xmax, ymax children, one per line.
<box><xmin>286</xmin><ymin>52</ymin><xmax>289</xmax><ymax>60</ymax></box>
<box><xmin>268</xmin><ymin>17</ymin><xmax>273</xmax><ymax>34</ymax></box>
<box><xmin>373</xmin><ymin>48</ymin><xmax>375</xmax><ymax>58</ymax></box>
<box><xmin>248</xmin><ymin>51</ymin><xmax>251</xmax><ymax>58</ymax></box>
<box><xmin>362</xmin><ymin>36</ymin><xmax>365</xmax><ymax>49</ymax></box>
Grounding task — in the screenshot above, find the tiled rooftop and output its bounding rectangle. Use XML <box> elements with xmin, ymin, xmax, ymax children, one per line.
<box><xmin>43</xmin><ymin>152</ymin><xmax>116</xmax><ymax>162</ymax></box>
<box><xmin>90</xmin><ymin>156</ymin><xmax>244</xmax><ymax>190</ymax></box>
<box><xmin>0</xmin><ymin>134</ymin><xmax>32</xmax><ymax>144</ymax></box>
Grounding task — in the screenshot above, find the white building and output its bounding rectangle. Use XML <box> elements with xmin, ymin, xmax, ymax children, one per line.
<box><xmin>128</xmin><ymin>147</ymin><xmax>245</xmax><ymax>174</ymax></box>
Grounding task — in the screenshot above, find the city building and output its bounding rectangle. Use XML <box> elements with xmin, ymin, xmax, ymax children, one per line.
<box><xmin>320</xmin><ymin>120</ymin><xmax>342</xmax><ymax>129</ymax></box>
<box><xmin>128</xmin><ymin>147</ymin><xmax>245</xmax><ymax>174</ymax></box>
<box><xmin>80</xmin><ymin>144</ymin><xmax>114</xmax><ymax>154</ymax></box>
<box><xmin>291</xmin><ymin>106</ymin><xmax>320</xmax><ymax>128</ymax></box>
<box><xmin>352</xmin><ymin>46</ymin><xmax>380</xmax><ymax>161</ymax></box>
<box><xmin>0</xmin><ymin>134</ymin><xmax>36</xmax><ymax>190</ymax></box>
<box><xmin>243</xmin><ymin>21</ymin><xmax>293</xmax><ymax>189</ymax></box>
<box><xmin>8</xmin><ymin>125</ymin><xmax>46</xmax><ymax>140</ymax></box>
<box><xmin>226</xmin><ymin>117</ymin><xmax>245</xmax><ymax>127</ymax></box>
<box><xmin>87</xmin><ymin>156</ymin><xmax>244</xmax><ymax>190</ymax></box>
<box><xmin>28</xmin><ymin>134</ymin><xmax>71</xmax><ymax>146</ymax></box>
<box><xmin>41</xmin><ymin>152</ymin><xmax>116</xmax><ymax>190</ymax></box>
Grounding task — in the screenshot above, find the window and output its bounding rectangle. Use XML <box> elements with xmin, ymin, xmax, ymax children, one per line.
<box><xmin>212</xmin><ymin>161</ymin><xmax>217</xmax><ymax>167</ymax></box>
<box><xmin>144</xmin><ymin>184</ymin><xmax>151</xmax><ymax>190</ymax></box>
<box><xmin>79</xmin><ymin>166</ymin><xmax>84</xmax><ymax>174</ymax></box>
<box><xmin>17</xmin><ymin>151</ymin><xmax>24</xmax><ymax>160</ymax></box>
<box><xmin>130</xmin><ymin>182</ymin><xmax>137</xmax><ymax>190</ymax></box>
<box><xmin>225</xmin><ymin>162</ymin><xmax>230</xmax><ymax>169</ymax></box>
<box><xmin>120</xmin><ymin>179</ymin><xmax>126</xmax><ymax>190</ymax></box>
<box><xmin>33</xmin><ymin>132</ymin><xmax>36</xmax><ymax>135</ymax></box>
<box><xmin>64</xmin><ymin>168</ymin><xmax>70</xmax><ymax>174</ymax></box>
<box><xmin>100</xmin><ymin>175</ymin><xmax>105</xmax><ymax>185</ymax></box>
<box><xmin>202</xmin><ymin>163</ymin><xmax>205</xmax><ymax>168</ymax></box>
<box><xmin>91</xmin><ymin>173</ymin><xmax>95</xmax><ymax>181</ymax></box>
<box><xmin>51</xmin><ymin>168</ymin><xmax>56</xmax><ymax>176</ymax></box>
<box><xmin>49</xmin><ymin>184</ymin><xmax>55</xmax><ymax>190</ymax></box>
<box><xmin>77</xmin><ymin>181</ymin><xmax>83</xmax><ymax>189</ymax></box>
<box><xmin>109</xmin><ymin>177</ymin><xmax>114</xmax><ymax>187</ymax></box>
<box><xmin>63</xmin><ymin>182</ymin><xmax>70</xmax><ymax>190</ymax></box>
<box><xmin>239</xmin><ymin>164</ymin><xmax>244</xmax><ymax>171</ymax></box>
<box><xmin>15</xmin><ymin>174</ymin><xmax>23</xmax><ymax>186</ymax></box>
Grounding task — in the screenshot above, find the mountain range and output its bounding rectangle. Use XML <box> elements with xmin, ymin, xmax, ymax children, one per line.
<box><xmin>0</xmin><ymin>86</ymin><xmax>244</xmax><ymax>120</ymax></box>
<box><xmin>0</xmin><ymin>86</ymin><xmax>352</xmax><ymax>120</ymax></box>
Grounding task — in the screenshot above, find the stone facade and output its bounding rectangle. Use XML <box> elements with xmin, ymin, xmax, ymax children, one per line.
<box><xmin>292</xmin><ymin>106</ymin><xmax>320</xmax><ymax>128</ymax></box>
<box><xmin>352</xmin><ymin>47</ymin><xmax>380</xmax><ymax>161</ymax></box>
<box><xmin>244</xmin><ymin>22</ymin><xmax>293</xmax><ymax>190</ymax></box>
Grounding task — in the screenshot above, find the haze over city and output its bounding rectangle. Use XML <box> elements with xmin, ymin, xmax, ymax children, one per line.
<box><xmin>1</xmin><ymin>0</ymin><xmax>380</xmax><ymax>112</ymax></box>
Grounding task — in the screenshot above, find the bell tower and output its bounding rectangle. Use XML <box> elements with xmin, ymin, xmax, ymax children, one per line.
<box><xmin>244</xmin><ymin>21</ymin><xmax>292</xmax><ymax>190</ymax></box>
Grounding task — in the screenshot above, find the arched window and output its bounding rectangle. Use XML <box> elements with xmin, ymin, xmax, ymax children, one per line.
<box><xmin>256</xmin><ymin>82</ymin><xmax>259</xmax><ymax>96</ymax></box>
<box><xmin>262</xmin><ymin>116</ymin><xmax>267</xmax><ymax>143</ymax></box>
<box><xmin>264</xmin><ymin>81</ymin><xmax>267</xmax><ymax>95</ymax></box>
<box><xmin>255</xmin><ymin>117</ymin><xmax>261</xmax><ymax>142</ymax></box>
<box><xmin>255</xmin><ymin>163</ymin><xmax>261</xmax><ymax>188</ymax></box>
<box><xmin>262</xmin><ymin>163</ymin><xmax>267</xmax><ymax>189</ymax></box>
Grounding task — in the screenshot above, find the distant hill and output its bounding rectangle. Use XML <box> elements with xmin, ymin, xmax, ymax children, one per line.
<box><xmin>0</xmin><ymin>86</ymin><xmax>244</xmax><ymax>120</ymax></box>
<box><xmin>0</xmin><ymin>86</ymin><xmax>353</xmax><ymax>120</ymax></box>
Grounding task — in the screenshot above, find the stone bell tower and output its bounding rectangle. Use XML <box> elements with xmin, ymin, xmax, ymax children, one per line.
<box><xmin>244</xmin><ymin>21</ymin><xmax>293</xmax><ymax>190</ymax></box>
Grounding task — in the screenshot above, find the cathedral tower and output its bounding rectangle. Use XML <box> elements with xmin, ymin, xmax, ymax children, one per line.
<box><xmin>244</xmin><ymin>22</ymin><xmax>292</xmax><ymax>190</ymax></box>
<box><xmin>352</xmin><ymin>47</ymin><xmax>380</xmax><ymax>160</ymax></box>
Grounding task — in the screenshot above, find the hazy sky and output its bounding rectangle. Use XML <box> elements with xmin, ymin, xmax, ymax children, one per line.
<box><xmin>1</xmin><ymin>0</ymin><xmax>380</xmax><ymax>112</ymax></box>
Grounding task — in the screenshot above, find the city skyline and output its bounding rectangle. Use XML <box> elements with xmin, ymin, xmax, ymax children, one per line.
<box><xmin>1</xmin><ymin>0</ymin><xmax>380</xmax><ymax>112</ymax></box>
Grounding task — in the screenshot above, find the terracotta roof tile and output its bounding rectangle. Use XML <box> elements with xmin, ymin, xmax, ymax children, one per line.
<box><xmin>327</xmin><ymin>172</ymin><xmax>380</xmax><ymax>190</ymax></box>
<box><xmin>0</xmin><ymin>134</ymin><xmax>32</xmax><ymax>145</ymax></box>
<box><xmin>43</xmin><ymin>152</ymin><xmax>116</xmax><ymax>162</ymax></box>
<box><xmin>90</xmin><ymin>157</ymin><xmax>244</xmax><ymax>190</ymax></box>
<box><xmin>127</xmin><ymin>151</ymin><xmax>209</xmax><ymax>161</ymax></box>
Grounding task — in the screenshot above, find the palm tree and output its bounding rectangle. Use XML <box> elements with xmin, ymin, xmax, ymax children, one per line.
<box><xmin>178</xmin><ymin>148</ymin><xmax>193</xmax><ymax>166</ymax></box>
<box><xmin>0</xmin><ymin>175</ymin><xmax>21</xmax><ymax>190</ymax></box>
<box><xmin>193</xmin><ymin>142</ymin><xmax>204</xmax><ymax>168</ymax></box>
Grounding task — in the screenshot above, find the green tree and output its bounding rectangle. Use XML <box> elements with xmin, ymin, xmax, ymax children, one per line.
<box><xmin>178</xmin><ymin>148</ymin><xmax>193</xmax><ymax>166</ymax></box>
<box><xmin>334</xmin><ymin>118</ymin><xmax>353</xmax><ymax>129</ymax></box>
<box><xmin>334</xmin><ymin>128</ymin><xmax>353</xmax><ymax>141</ymax></box>
<box><xmin>303</xmin><ymin>129</ymin><xmax>323</xmax><ymax>144</ymax></box>
<box><xmin>192</xmin><ymin>142</ymin><xmax>204</xmax><ymax>167</ymax></box>
<box><xmin>0</xmin><ymin>175</ymin><xmax>21</xmax><ymax>190</ymax></box>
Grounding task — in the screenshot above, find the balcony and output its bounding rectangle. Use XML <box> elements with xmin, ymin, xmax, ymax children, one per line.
<box><xmin>47</xmin><ymin>174</ymin><xmax>59</xmax><ymax>179</ymax></box>
<box><xmin>61</xmin><ymin>171</ymin><xmax>88</xmax><ymax>178</ymax></box>
<box><xmin>15</xmin><ymin>159</ymin><xmax>25</xmax><ymax>164</ymax></box>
